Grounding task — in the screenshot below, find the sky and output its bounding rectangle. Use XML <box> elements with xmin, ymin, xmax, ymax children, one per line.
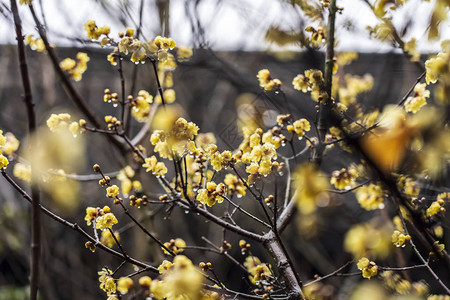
<box><xmin>0</xmin><ymin>0</ymin><xmax>448</xmax><ymax>52</ymax></box>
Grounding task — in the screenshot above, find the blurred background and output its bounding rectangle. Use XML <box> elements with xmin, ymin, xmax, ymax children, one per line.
<box><xmin>0</xmin><ymin>0</ymin><xmax>449</xmax><ymax>299</ymax></box>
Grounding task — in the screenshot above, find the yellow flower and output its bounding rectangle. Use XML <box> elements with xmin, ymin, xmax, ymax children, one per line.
<box><xmin>357</xmin><ymin>257</ymin><xmax>378</xmax><ymax>279</ymax></box>
<box><xmin>84</xmin><ymin>207</ymin><xmax>98</xmax><ymax>226</ymax></box>
<box><xmin>19</xmin><ymin>0</ymin><xmax>32</xmax><ymax>4</ymax></box>
<box><xmin>244</xmin><ymin>256</ymin><xmax>272</xmax><ymax>285</ymax></box>
<box><xmin>177</xmin><ymin>46</ymin><xmax>193</xmax><ymax>62</ymax></box>
<box><xmin>0</xmin><ymin>154</ymin><xmax>8</xmax><ymax>169</ymax></box>
<box><xmin>138</xmin><ymin>276</ymin><xmax>152</xmax><ymax>287</ymax></box>
<box><xmin>46</xmin><ymin>113</ymin><xmax>72</xmax><ymax>132</ymax></box>
<box><xmin>98</xmin><ymin>268</ymin><xmax>116</xmax><ymax>296</ymax></box>
<box><xmin>155</xmin><ymin>36</ymin><xmax>176</xmax><ymax>50</ymax></box>
<box><xmin>142</xmin><ymin>156</ymin><xmax>168</xmax><ymax>177</ymax></box>
<box><xmin>224</xmin><ymin>174</ymin><xmax>246</xmax><ymax>197</ymax></box>
<box><xmin>330</xmin><ymin>167</ymin><xmax>358</xmax><ymax>190</ymax></box>
<box><xmin>292</xmin><ymin>119</ymin><xmax>311</xmax><ymax>137</ymax></box>
<box><xmin>101</xmin><ymin>230</ymin><xmax>120</xmax><ymax>247</ymax></box>
<box><xmin>292</xmin><ymin>74</ymin><xmax>309</xmax><ymax>92</ymax></box>
<box><xmin>392</xmin><ymin>230</ymin><xmax>411</xmax><ymax>247</ymax></box>
<box><xmin>117</xmin><ymin>277</ymin><xmax>134</xmax><ymax>294</ymax></box>
<box><xmin>293</xmin><ymin>163</ymin><xmax>329</xmax><ymax>214</ymax></box>
<box><xmin>344</xmin><ymin>223</ymin><xmax>391</xmax><ymax>259</ymax></box>
<box><xmin>13</xmin><ymin>163</ymin><xmax>31</xmax><ymax>182</ymax></box>
<box><xmin>355</xmin><ymin>183</ymin><xmax>385</xmax><ymax>210</ymax></box>
<box><xmin>404</xmin><ymin>83</ymin><xmax>429</xmax><ymax>113</ymax></box>
<box><xmin>158</xmin><ymin>260</ymin><xmax>174</xmax><ymax>274</ymax></box>
<box><xmin>96</xmin><ymin>212</ymin><xmax>118</xmax><ymax>230</ymax></box>
<box><xmin>163</xmin><ymin>238</ymin><xmax>186</xmax><ymax>255</ymax></box>
<box><xmin>60</xmin><ymin>58</ymin><xmax>76</xmax><ymax>71</ymax></box>
<box><xmin>106</xmin><ymin>185</ymin><xmax>120</xmax><ymax>198</ymax></box>
<box><xmin>425</xmin><ymin>52</ymin><xmax>449</xmax><ymax>84</ymax></box>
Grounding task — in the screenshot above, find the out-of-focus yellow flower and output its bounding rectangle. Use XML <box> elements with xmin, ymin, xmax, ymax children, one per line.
<box><xmin>404</xmin><ymin>83</ymin><xmax>429</xmax><ymax>113</ymax></box>
<box><xmin>139</xmin><ymin>276</ymin><xmax>152</xmax><ymax>287</ymax></box>
<box><xmin>404</xmin><ymin>38</ymin><xmax>421</xmax><ymax>62</ymax></box>
<box><xmin>19</xmin><ymin>0</ymin><xmax>32</xmax><ymax>5</ymax></box>
<box><xmin>158</xmin><ymin>260</ymin><xmax>174</xmax><ymax>274</ymax></box>
<box><xmin>344</xmin><ymin>222</ymin><xmax>392</xmax><ymax>259</ymax></box>
<box><xmin>163</xmin><ymin>238</ymin><xmax>186</xmax><ymax>255</ymax></box>
<box><xmin>425</xmin><ymin>51</ymin><xmax>449</xmax><ymax>84</ymax></box>
<box><xmin>244</xmin><ymin>256</ymin><xmax>272</xmax><ymax>285</ymax></box>
<box><xmin>47</xmin><ymin>113</ymin><xmax>72</xmax><ymax>132</ymax></box>
<box><xmin>155</xmin><ymin>36</ymin><xmax>176</xmax><ymax>50</ymax></box>
<box><xmin>355</xmin><ymin>183</ymin><xmax>385</xmax><ymax>210</ymax></box>
<box><xmin>151</xmin><ymin>255</ymin><xmax>204</xmax><ymax>300</ymax></box>
<box><xmin>330</xmin><ymin>167</ymin><xmax>358</xmax><ymax>190</ymax></box>
<box><xmin>101</xmin><ymin>230</ymin><xmax>120</xmax><ymax>248</ymax></box>
<box><xmin>177</xmin><ymin>46</ymin><xmax>193</xmax><ymax>62</ymax></box>
<box><xmin>24</xmin><ymin>35</ymin><xmax>46</xmax><ymax>52</ymax></box>
<box><xmin>23</xmin><ymin>127</ymin><xmax>85</xmax><ymax>212</ymax></box>
<box><xmin>13</xmin><ymin>163</ymin><xmax>31</xmax><ymax>182</ymax></box>
<box><xmin>293</xmin><ymin>163</ymin><xmax>329</xmax><ymax>215</ymax></box>
<box><xmin>117</xmin><ymin>277</ymin><xmax>134</xmax><ymax>294</ymax></box>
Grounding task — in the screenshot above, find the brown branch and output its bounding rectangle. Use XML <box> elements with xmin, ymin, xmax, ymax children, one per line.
<box><xmin>28</xmin><ymin>4</ymin><xmax>127</xmax><ymax>154</ymax></box>
<box><xmin>0</xmin><ymin>169</ymin><xmax>159</xmax><ymax>273</ymax></box>
<box><xmin>10</xmin><ymin>1</ymin><xmax>40</xmax><ymax>299</ymax></box>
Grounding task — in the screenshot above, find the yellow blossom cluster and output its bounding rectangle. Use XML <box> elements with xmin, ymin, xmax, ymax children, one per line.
<box><xmin>344</xmin><ymin>222</ymin><xmax>391</xmax><ymax>259</ymax></box>
<box><xmin>257</xmin><ymin>69</ymin><xmax>282</xmax><ymax>91</ymax></box>
<box><xmin>425</xmin><ymin>49</ymin><xmax>449</xmax><ymax>85</ymax></box>
<box><xmin>19</xmin><ymin>0</ymin><xmax>32</xmax><ymax>4</ymax></box>
<box><xmin>223</xmin><ymin>174</ymin><xmax>246</xmax><ymax>198</ymax></box>
<box><xmin>293</xmin><ymin>163</ymin><xmax>329</xmax><ymax>215</ymax></box>
<box><xmin>205</xmin><ymin>144</ymin><xmax>233</xmax><ymax>172</ymax></box>
<box><xmin>404</xmin><ymin>38</ymin><xmax>421</xmax><ymax>62</ymax></box>
<box><xmin>426</xmin><ymin>192</ymin><xmax>448</xmax><ymax>217</ymax></box>
<box><xmin>106</xmin><ymin>185</ymin><xmax>120</xmax><ymax>198</ymax></box>
<box><xmin>336</xmin><ymin>74</ymin><xmax>373</xmax><ymax>106</ymax></box>
<box><xmin>163</xmin><ymin>238</ymin><xmax>186</xmax><ymax>255</ymax></box>
<box><xmin>330</xmin><ymin>166</ymin><xmax>358</xmax><ymax>190</ymax></box>
<box><xmin>131</xmin><ymin>90</ymin><xmax>154</xmax><ymax>122</ymax></box>
<box><xmin>142</xmin><ymin>155</ymin><xmax>168</xmax><ymax>178</ymax></box>
<box><xmin>305</xmin><ymin>25</ymin><xmax>326</xmax><ymax>47</ymax></box>
<box><xmin>84</xmin><ymin>20</ymin><xmax>110</xmax><ymax>40</ymax></box>
<box><xmin>286</xmin><ymin>118</ymin><xmax>311</xmax><ymax>138</ymax></box>
<box><xmin>84</xmin><ymin>206</ymin><xmax>118</xmax><ymax>230</ymax></box>
<box><xmin>292</xmin><ymin>69</ymin><xmax>327</xmax><ymax>101</ymax></box>
<box><xmin>177</xmin><ymin>46</ymin><xmax>193</xmax><ymax>62</ymax></box>
<box><xmin>369</xmin><ymin>23</ymin><xmax>392</xmax><ymax>41</ymax></box>
<box><xmin>117</xmin><ymin>277</ymin><xmax>134</xmax><ymax>294</ymax></box>
<box><xmin>46</xmin><ymin>113</ymin><xmax>83</xmax><ymax>137</ymax></box>
<box><xmin>117</xmin><ymin>166</ymin><xmax>142</xmax><ymax>196</ymax></box>
<box><xmin>391</xmin><ymin>230</ymin><xmax>411</xmax><ymax>247</ymax></box>
<box><xmin>357</xmin><ymin>257</ymin><xmax>378</xmax><ymax>279</ymax></box>
<box><xmin>425</xmin><ymin>41</ymin><xmax>450</xmax><ymax>104</ymax></box>
<box><xmin>116</xmin><ymin>32</ymin><xmax>176</xmax><ymax>64</ymax></box>
<box><xmin>196</xmin><ymin>181</ymin><xmax>226</xmax><ymax>207</ymax></box>
<box><xmin>101</xmin><ymin>230</ymin><xmax>120</xmax><ymax>248</ymax></box>
<box><xmin>98</xmin><ymin>268</ymin><xmax>116</xmax><ymax>296</ymax></box>
<box><xmin>150</xmin><ymin>117</ymin><xmax>199</xmax><ymax>160</ymax></box>
<box><xmin>0</xmin><ymin>130</ymin><xmax>9</xmax><ymax>169</ymax></box>
<box><xmin>397</xmin><ymin>176</ymin><xmax>420</xmax><ymax>197</ymax></box>
<box><xmin>244</xmin><ymin>256</ymin><xmax>272</xmax><ymax>285</ymax></box>
<box><xmin>355</xmin><ymin>183</ymin><xmax>385</xmax><ymax>210</ymax></box>
<box><xmin>382</xmin><ymin>271</ymin><xmax>429</xmax><ymax>296</ymax></box>
<box><xmin>158</xmin><ymin>260</ymin><xmax>174</xmax><ymax>274</ymax></box>
<box><xmin>150</xmin><ymin>255</ymin><xmax>204</xmax><ymax>300</ymax></box>
<box><xmin>59</xmin><ymin>52</ymin><xmax>90</xmax><ymax>81</ymax></box>
<box><xmin>237</xmin><ymin>127</ymin><xmax>281</xmax><ymax>184</ymax></box>
<box><xmin>13</xmin><ymin>162</ymin><xmax>31</xmax><ymax>182</ymax></box>
<box><xmin>404</xmin><ymin>83</ymin><xmax>430</xmax><ymax>113</ymax></box>
<box><xmin>24</xmin><ymin>35</ymin><xmax>46</xmax><ymax>52</ymax></box>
